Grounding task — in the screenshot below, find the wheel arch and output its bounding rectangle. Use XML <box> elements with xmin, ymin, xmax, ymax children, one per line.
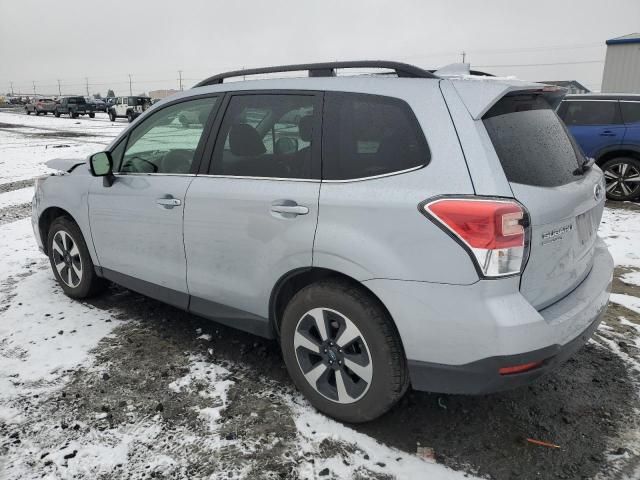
<box><xmin>38</xmin><ymin>206</ymin><xmax>77</xmax><ymax>255</ymax></box>
<box><xmin>269</xmin><ymin>267</ymin><xmax>404</xmax><ymax>351</ymax></box>
<box><xmin>595</xmin><ymin>145</ymin><xmax>640</xmax><ymax>166</ymax></box>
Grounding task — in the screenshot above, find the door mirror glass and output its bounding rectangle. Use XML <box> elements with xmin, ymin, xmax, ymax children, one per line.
<box><xmin>90</xmin><ymin>152</ymin><xmax>113</xmax><ymax>176</ymax></box>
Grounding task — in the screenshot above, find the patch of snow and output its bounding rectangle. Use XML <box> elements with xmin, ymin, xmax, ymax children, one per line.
<box><xmin>599</xmin><ymin>208</ymin><xmax>640</xmax><ymax>269</ymax></box>
<box><xmin>621</xmin><ymin>270</ymin><xmax>640</xmax><ymax>287</ymax></box>
<box><xmin>610</xmin><ymin>293</ymin><xmax>640</xmax><ymax>316</ymax></box>
<box><xmin>0</xmin><ymin>186</ymin><xmax>33</xmax><ymax>208</ymax></box>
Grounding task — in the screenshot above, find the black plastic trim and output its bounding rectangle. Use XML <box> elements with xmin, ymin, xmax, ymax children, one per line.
<box><xmin>408</xmin><ymin>313</ymin><xmax>602</xmax><ymax>394</ymax></box>
<box><xmin>97</xmin><ymin>267</ymin><xmax>274</xmax><ymax>339</ymax></box>
<box><xmin>194</xmin><ymin>61</ymin><xmax>438</xmax><ymax>87</ymax></box>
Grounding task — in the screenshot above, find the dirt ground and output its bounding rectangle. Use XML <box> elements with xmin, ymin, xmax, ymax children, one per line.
<box><xmin>1</xmin><ymin>114</ymin><xmax>639</xmax><ymax>479</ymax></box>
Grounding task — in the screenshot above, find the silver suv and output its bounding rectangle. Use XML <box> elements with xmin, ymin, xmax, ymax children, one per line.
<box><xmin>32</xmin><ymin>61</ymin><xmax>613</xmax><ymax>422</ymax></box>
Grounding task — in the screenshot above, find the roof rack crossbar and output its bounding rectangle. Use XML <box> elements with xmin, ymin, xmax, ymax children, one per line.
<box><xmin>194</xmin><ymin>61</ymin><xmax>438</xmax><ymax>87</ymax></box>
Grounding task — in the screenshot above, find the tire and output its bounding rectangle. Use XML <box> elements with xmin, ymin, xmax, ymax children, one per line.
<box><xmin>54</xmin><ymin>110</ymin><xmax>60</xmax><ymax>118</ymax></box>
<box><xmin>47</xmin><ymin>217</ymin><xmax>106</xmax><ymax>299</ymax></box>
<box><xmin>127</xmin><ymin>111</ymin><xmax>134</xmax><ymax>123</ymax></box>
<box><xmin>36</xmin><ymin>110</ymin><xmax>41</xmax><ymax>116</ymax></box>
<box><xmin>109</xmin><ymin>111</ymin><xmax>116</xmax><ymax>122</ymax></box>
<box><xmin>280</xmin><ymin>279</ymin><xmax>408</xmax><ymax>423</ymax></box>
<box><xmin>71</xmin><ymin>110</ymin><xmax>78</xmax><ymax>119</ymax></box>
<box><xmin>26</xmin><ymin>108</ymin><xmax>31</xmax><ymax>115</ymax></box>
<box><xmin>601</xmin><ymin>157</ymin><xmax>640</xmax><ymax>201</ymax></box>
<box><xmin>89</xmin><ymin>112</ymin><xmax>95</xmax><ymax>118</ymax></box>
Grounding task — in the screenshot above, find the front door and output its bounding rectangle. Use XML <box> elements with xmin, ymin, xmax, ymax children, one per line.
<box><xmin>184</xmin><ymin>92</ymin><xmax>322</xmax><ymax>334</ymax></box>
<box><xmin>88</xmin><ymin>95</ymin><xmax>220</xmax><ymax>307</ymax></box>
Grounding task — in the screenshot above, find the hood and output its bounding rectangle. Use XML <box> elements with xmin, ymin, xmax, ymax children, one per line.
<box><xmin>45</xmin><ymin>158</ymin><xmax>87</xmax><ymax>173</ymax></box>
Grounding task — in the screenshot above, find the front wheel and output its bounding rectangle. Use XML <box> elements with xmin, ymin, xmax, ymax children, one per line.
<box><xmin>54</xmin><ymin>110</ymin><xmax>60</xmax><ymax>118</ymax></box>
<box><xmin>89</xmin><ymin>112</ymin><xmax>95</xmax><ymax>118</ymax></box>
<box><xmin>280</xmin><ymin>280</ymin><xmax>408</xmax><ymax>423</ymax></box>
<box><xmin>47</xmin><ymin>217</ymin><xmax>106</xmax><ymax>298</ymax></box>
<box><xmin>602</xmin><ymin>157</ymin><xmax>640</xmax><ymax>201</ymax></box>
<box><xmin>26</xmin><ymin>109</ymin><xmax>31</xmax><ymax>115</ymax></box>
<box><xmin>127</xmin><ymin>111</ymin><xmax>134</xmax><ymax>123</ymax></box>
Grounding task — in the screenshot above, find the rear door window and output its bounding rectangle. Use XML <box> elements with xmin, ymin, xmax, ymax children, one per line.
<box><xmin>322</xmin><ymin>92</ymin><xmax>429</xmax><ymax>180</ymax></box>
<box><xmin>621</xmin><ymin>102</ymin><xmax>640</xmax><ymax>124</ymax></box>
<box><xmin>559</xmin><ymin>100</ymin><xmax>622</xmax><ymax>125</ymax></box>
<box><xmin>483</xmin><ymin>94</ymin><xmax>583</xmax><ymax>187</ymax></box>
<box><xmin>210</xmin><ymin>93</ymin><xmax>320</xmax><ymax>179</ymax></box>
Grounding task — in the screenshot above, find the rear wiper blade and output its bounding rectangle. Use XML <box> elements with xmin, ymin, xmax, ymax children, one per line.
<box><xmin>574</xmin><ymin>157</ymin><xmax>595</xmax><ymax>175</ymax></box>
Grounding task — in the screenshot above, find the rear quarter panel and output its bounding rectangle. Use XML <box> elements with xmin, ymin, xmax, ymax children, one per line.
<box><xmin>314</xmin><ymin>80</ymin><xmax>479</xmax><ymax>284</ymax></box>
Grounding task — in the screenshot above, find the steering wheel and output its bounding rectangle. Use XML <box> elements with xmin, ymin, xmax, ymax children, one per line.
<box><xmin>121</xmin><ymin>156</ymin><xmax>158</xmax><ymax>173</ymax></box>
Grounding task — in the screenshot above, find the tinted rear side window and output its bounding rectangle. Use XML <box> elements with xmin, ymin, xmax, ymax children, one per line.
<box><xmin>621</xmin><ymin>102</ymin><xmax>640</xmax><ymax>124</ymax></box>
<box><xmin>483</xmin><ymin>94</ymin><xmax>583</xmax><ymax>187</ymax></box>
<box><xmin>322</xmin><ymin>92</ymin><xmax>429</xmax><ymax>180</ymax></box>
<box><xmin>559</xmin><ymin>100</ymin><xmax>622</xmax><ymax>125</ymax></box>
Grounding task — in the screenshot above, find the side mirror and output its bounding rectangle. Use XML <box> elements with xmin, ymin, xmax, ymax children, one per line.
<box><xmin>89</xmin><ymin>152</ymin><xmax>115</xmax><ymax>186</ymax></box>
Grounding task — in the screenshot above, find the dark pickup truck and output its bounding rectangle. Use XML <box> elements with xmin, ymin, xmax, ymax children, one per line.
<box><xmin>54</xmin><ymin>96</ymin><xmax>95</xmax><ymax>118</ymax></box>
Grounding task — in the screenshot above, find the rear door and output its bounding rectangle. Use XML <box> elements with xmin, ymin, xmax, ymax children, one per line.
<box><xmin>184</xmin><ymin>92</ymin><xmax>322</xmax><ymax>334</ymax></box>
<box><xmin>621</xmin><ymin>100</ymin><xmax>640</xmax><ymax>144</ymax></box>
<box><xmin>482</xmin><ymin>93</ymin><xmax>605</xmax><ymax>310</ymax></box>
<box><xmin>558</xmin><ymin>99</ymin><xmax>624</xmax><ymax>157</ymax></box>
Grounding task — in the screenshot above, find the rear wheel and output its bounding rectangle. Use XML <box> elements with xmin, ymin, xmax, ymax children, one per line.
<box><xmin>89</xmin><ymin>112</ymin><xmax>95</xmax><ymax>118</ymax></box>
<box><xmin>127</xmin><ymin>111</ymin><xmax>134</xmax><ymax>123</ymax></box>
<box><xmin>26</xmin><ymin>109</ymin><xmax>31</xmax><ymax>115</ymax></box>
<box><xmin>109</xmin><ymin>111</ymin><xmax>116</xmax><ymax>122</ymax></box>
<box><xmin>602</xmin><ymin>157</ymin><xmax>640</xmax><ymax>201</ymax></box>
<box><xmin>71</xmin><ymin>110</ymin><xmax>78</xmax><ymax>118</ymax></box>
<box><xmin>47</xmin><ymin>217</ymin><xmax>106</xmax><ymax>299</ymax></box>
<box><xmin>54</xmin><ymin>109</ymin><xmax>60</xmax><ymax>118</ymax></box>
<box><xmin>280</xmin><ymin>280</ymin><xmax>408</xmax><ymax>423</ymax></box>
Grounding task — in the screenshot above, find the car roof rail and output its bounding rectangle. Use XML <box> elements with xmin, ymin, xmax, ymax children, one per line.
<box><xmin>193</xmin><ymin>60</ymin><xmax>439</xmax><ymax>87</ymax></box>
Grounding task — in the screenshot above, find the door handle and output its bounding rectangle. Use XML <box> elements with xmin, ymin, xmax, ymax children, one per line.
<box><xmin>156</xmin><ymin>197</ymin><xmax>181</xmax><ymax>208</ymax></box>
<box><xmin>270</xmin><ymin>203</ymin><xmax>309</xmax><ymax>216</ymax></box>
<box><xmin>600</xmin><ymin>131</ymin><xmax>616</xmax><ymax>136</ymax></box>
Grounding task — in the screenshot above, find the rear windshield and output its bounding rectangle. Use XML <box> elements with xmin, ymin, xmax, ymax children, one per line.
<box><xmin>68</xmin><ymin>97</ymin><xmax>86</xmax><ymax>104</ymax></box>
<box><xmin>483</xmin><ymin>94</ymin><xmax>583</xmax><ymax>188</ymax></box>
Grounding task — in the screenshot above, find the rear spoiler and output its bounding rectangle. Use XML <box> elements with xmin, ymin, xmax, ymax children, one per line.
<box><xmin>449</xmin><ymin>78</ymin><xmax>567</xmax><ymax>120</ymax></box>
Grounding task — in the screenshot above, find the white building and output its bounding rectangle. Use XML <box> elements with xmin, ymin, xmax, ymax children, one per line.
<box><xmin>601</xmin><ymin>33</ymin><xmax>640</xmax><ymax>93</ymax></box>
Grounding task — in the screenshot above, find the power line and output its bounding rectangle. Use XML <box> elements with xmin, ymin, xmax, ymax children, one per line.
<box><xmin>475</xmin><ymin>59</ymin><xmax>604</xmax><ymax>68</ymax></box>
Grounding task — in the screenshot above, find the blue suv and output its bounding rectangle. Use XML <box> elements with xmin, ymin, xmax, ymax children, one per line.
<box><xmin>558</xmin><ymin>94</ymin><xmax>640</xmax><ymax>201</ymax></box>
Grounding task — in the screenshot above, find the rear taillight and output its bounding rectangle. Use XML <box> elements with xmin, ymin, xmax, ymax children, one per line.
<box><xmin>422</xmin><ymin>197</ymin><xmax>530</xmax><ymax>278</ymax></box>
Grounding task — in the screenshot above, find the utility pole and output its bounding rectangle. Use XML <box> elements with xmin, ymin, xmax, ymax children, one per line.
<box><xmin>85</xmin><ymin>77</ymin><xmax>89</xmax><ymax>97</ymax></box>
<box><xmin>57</xmin><ymin>79</ymin><xmax>61</xmax><ymax>96</ymax></box>
<box><xmin>461</xmin><ymin>51</ymin><xmax>467</xmax><ymax>63</ymax></box>
<box><xmin>32</xmin><ymin>81</ymin><xmax>36</xmax><ymax>97</ymax></box>
<box><xmin>178</xmin><ymin>70</ymin><xmax>183</xmax><ymax>91</ymax></box>
<box><xmin>10</xmin><ymin>81</ymin><xmax>14</xmax><ymax>96</ymax></box>
<box><xmin>128</xmin><ymin>74</ymin><xmax>132</xmax><ymax>96</ymax></box>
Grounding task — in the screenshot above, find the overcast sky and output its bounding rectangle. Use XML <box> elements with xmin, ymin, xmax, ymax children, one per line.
<box><xmin>1</xmin><ymin>0</ymin><xmax>639</xmax><ymax>96</ymax></box>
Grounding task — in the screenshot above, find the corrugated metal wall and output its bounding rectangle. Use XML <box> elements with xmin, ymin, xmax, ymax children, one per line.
<box><xmin>602</xmin><ymin>43</ymin><xmax>640</xmax><ymax>93</ymax></box>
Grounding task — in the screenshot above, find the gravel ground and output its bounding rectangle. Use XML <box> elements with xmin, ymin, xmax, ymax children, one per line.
<box><xmin>0</xmin><ymin>112</ymin><xmax>639</xmax><ymax>479</ymax></box>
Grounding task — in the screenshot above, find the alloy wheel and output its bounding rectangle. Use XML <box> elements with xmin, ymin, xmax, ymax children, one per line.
<box><xmin>52</xmin><ymin>230</ymin><xmax>83</xmax><ymax>288</ymax></box>
<box><xmin>294</xmin><ymin>307</ymin><xmax>373</xmax><ymax>404</ymax></box>
<box><xmin>604</xmin><ymin>161</ymin><xmax>640</xmax><ymax>199</ymax></box>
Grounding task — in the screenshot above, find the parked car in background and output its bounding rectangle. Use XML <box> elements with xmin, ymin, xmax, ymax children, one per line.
<box><xmin>108</xmin><ymin>96</ymin><xmax>152</xmax><ymax>122</ymax></box>
<box><xmin>25</xmin><ymin>98</ymin><xmax>56</xmax><ymax>115</ymax></box>
<box><xmin>54</xmin><ymin>96</ymin><xmax>95</xmax><ymax>118</ymax></box>
<box><xmin>558</xmin><ymin>94</ymin><xmax>640</xmax><ymax>201</ymax></box>
<box><xmin>33</xmin><ymin>61</ymin><xmax>613</xmax><ymax>423</ymax></box>
<box><xmin>87</xmin><ymin>97</ymin><xmax>107</xmax><ymax>112</ymax></box>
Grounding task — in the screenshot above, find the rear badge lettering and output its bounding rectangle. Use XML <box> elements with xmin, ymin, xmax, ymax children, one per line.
<box><xmin>541</xmin><ymin>224</ymin><xmax>573</xmax><ymax>245</ymax></box>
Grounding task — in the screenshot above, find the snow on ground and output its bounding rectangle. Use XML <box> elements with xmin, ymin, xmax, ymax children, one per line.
<box><xmin>0</xmin><ymin>187</ymin><xmax>33</xmax><ymax>209</ymax></box>
<box><xmin>600</xmin><ymin>206</ymin><xmax>640</xmax><ymax>270</ymax></box>
<box><xmin>0</xmin><ymin>111</ymin><xmax>124</xmax><ymax>183</ymax></box>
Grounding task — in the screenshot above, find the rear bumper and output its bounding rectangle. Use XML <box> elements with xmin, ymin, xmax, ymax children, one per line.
<box><xmin>363</xmin><ymin>236</ymin><xmax>613</xmax><ymax>394</ymax></box>
<box><xmin>407</xmin><ymin>312</ymin><xmax>602</xmax><ymax>394</ymax></box>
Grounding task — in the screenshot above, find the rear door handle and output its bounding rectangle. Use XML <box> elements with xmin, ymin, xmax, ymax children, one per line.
<box><xmin>600</xmin><ymin>130</ymin><xmax>617</xmax><ymax>136</ymax></box>
<box><xmin>270</xmin><ymin>203</ymin><xmax>309</xmax><ymax>216</ymax></box>
<box><xmin>156</xmin><ymin>197</ymin><xmax>181</xmax><ymax>208</ymax></box>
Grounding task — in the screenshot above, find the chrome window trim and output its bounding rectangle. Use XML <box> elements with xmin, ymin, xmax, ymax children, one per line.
<box><xmin>562</xmin><ymin>99</ymin><xmax>618</xmax><ymax>103</ymax></box>
<box><xmin>114</xmin><ymin>172</ymin><xmax>197</xmax><ymax>177</ymax></box>
<box><xmin>196</xmin><ymin>164</ymin><xmax>424</xmax><ymax>183</ymax></box>
<box><xmin>620</xmin><ymin>100</ymin><xmax>640</xmax><ymax>104</ymax></box>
